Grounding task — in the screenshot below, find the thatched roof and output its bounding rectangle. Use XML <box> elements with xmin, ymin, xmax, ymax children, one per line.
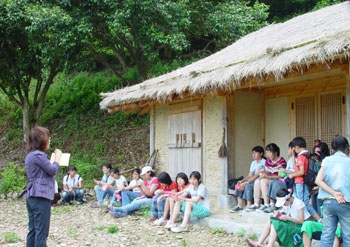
<box><xmin>100</xmin><ymin>2</ymin><xmax>350</xmax><ymax>114</ymax></box>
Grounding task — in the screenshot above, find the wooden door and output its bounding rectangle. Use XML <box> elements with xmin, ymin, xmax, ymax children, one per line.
<box><xmin>167</xmin><ymin>103</ymin><xmax>202</xmax><ymax>178</ymax></box>
<box><xmin>295</xmin><ymin>90</ymin><xmax>344</xmax><ymax>150</ymax></box>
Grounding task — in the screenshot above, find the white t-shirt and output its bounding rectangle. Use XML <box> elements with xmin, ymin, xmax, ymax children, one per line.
<box><xmin>63</xmin><ymin>174</ymin><xmax>82</xmax><ymax>189</ymax></box>
<box><xmin>113</xmin><ymin>175</ymin><xmax>128</xmax><ymax>189</ymax></box>
<box><xmin>185</xmin><ymin>183</ymin><xmax>211</xmax><ymax>209</ymax></box>
<box><xmin>286</xmin><ymin>157</ymin><xmax>295</xmax><ymax>172</ymax></box>
<box><xmin>280</xmin><ymin>197</ymin><xmax>310</xmax><ymax>220</ymax></box>
<box><xmin>129</xmin><ymin>178</ymin><xmax>143</xmax><ymax>192</ymax></box>
<box><xmin>250</xmin><ymin>158</ymin><xmax>266</xmax><ymax>174</ymax></box>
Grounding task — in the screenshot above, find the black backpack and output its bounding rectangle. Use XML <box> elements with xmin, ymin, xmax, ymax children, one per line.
<box><xmin>228</xmin><ymin>176</ymin><xmax>244</xmax><ymax>190</ymax></box>
<box><xmin>301</xmin><ymin>153</ymin><xmax>320</xmax><ymax>187</ymax></box>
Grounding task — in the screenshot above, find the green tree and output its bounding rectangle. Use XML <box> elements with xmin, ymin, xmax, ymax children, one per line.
<box><xmin>70</xmin><ymin>0</ymin><xmax>269</xmax><ymax>83</ymax></box>
<box><xmin>260</xmin><ymin>0</ymin><xmax>343</xmax><ymax>22</ymax></box>
<box><xmin>0</xmin><ymin>0</ymin><xmax>82</xmax><ymax>142</ymax></box>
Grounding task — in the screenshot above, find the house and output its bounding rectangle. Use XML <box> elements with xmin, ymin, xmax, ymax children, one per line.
<box><xmin>100</xmin><ymin>2</ymin><xmax>350</xmax><ymax>208</ymax></box>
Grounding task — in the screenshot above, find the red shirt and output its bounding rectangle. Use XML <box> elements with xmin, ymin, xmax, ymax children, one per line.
<box><xmin>159</xmin><ymin>181</ymin><xmax>178</xmax><ymax>192</ymax></box>
<box><xmin>294</xmin><ymin>151</ymin><xmax>309</xmax><ymax>184</ymax></box>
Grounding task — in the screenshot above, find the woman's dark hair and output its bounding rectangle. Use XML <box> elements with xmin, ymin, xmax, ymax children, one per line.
<box><xmin>68</xmin><ymin>165</ymin><xmax>77</xmax><ymax>171</ymax></box>
<box><xmin>132</xmin><ymin>168</ymin><xmax>141</xmax><ymax>175</ymax></box>
<box><xmin>189</xmin><ymin>171</ymin><xmax>201</xmax><ymax>184</ymax></box>
<box><xmin>158</xmin><ymin>172</ymin><xmax>172</xmax><ymax>185</ymax></box>
<box><xmin>276</xmin><ymin>188</ymin><xmax>290</xmax><ymax>198</ymax></box>
<box><xmin>265</xmin><ymin>143</ymin><xmax>280</xmax><ymax>157</ymax></box>
<box><xmin>252</xmin><ymin>145</ymin><xmax>264</xmax><ymax>154</ymax></box>
<box><xmin>102</xmin><ymin>163</ymin><xmax>112</xmax><ymax>170</ymax></box>
<box><xmin>110</xmin><ymin>168</ymin><xmax>120</xmax><ymax>175</ymax></box>
<box><xmin>175</xmin><ymin>172</ymin><xmax>189</xmax><ymax>185</ymax></box>
<box><xmin>27</xmin><ymin>126</ymin><xmax>50</xmax><ymax>153</ymax></box>
<box><xmin>292</xmin><ymin>137</ymin><xmax>307</xmax><ymax>148</ymax></box>
<box><xmin>313</xmin><ymin>141</ymin><xmax>330</xmax><ymax>159</ymax></box>
<box><xmin>331</xmin><ymin>135</ymin><xmax>349</xmax><ymax>153</ymax></box>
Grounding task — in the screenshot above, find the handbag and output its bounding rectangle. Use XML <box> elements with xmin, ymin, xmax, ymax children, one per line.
<box><xmin>234</xmin><ymin>183</ymin><xmax>244</xmax><ymax>191</ymax></box>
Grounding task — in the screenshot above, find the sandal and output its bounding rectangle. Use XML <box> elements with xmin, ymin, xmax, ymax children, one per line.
<box><xmin>245</xmin><ymin>238</ymin><xmax>263</xmax><ymax>247</ymax></box>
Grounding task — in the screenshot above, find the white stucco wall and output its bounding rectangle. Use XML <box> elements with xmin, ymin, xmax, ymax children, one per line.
<box><xmin>231</xmin><ymin>92</ymin><xmax>263</xmax><ymax>177</ymax></box>
<box><xmin>153</xmin><ymin>104</ymin><xmax>169</xmax><ymax>173</ymax></box>
<box><xmin>265</xmin><ymin>97</ymin><xmax>290</xmax><ymax>159</ymax></box>
<box><xmin>203</xmin><ymin>96</ymin><xmax>225</xmax><ymax>193</ymax></box>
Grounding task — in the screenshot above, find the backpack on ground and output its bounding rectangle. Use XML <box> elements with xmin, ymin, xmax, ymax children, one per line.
<box><xmin>301</xmin><ymin>153</ymin><xmax>320</xmax><ymax>187</ymax></box>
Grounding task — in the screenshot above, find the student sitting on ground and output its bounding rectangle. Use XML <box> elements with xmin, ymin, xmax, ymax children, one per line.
<box><xmin>100</xmin><ymin>168</ymin><xmax>128</xmax><ymax>207</ymax></box>
<box><xmin>107</xmin><ymin>166</ymin><xmax>160</xmax><ymax>218</ymax></box>
<box><xmin>149</xmin><ymin>172</ymin><xmax>178</xmax><ymax>221</ymax></box>
<box><xmin>245</xmin><ymin>188</ymin><xmax>310</xmax><ymax>247</ymax></box>
<box><xmin>154</xmin><ymin>172</ymin><xmax>190</xmax><ymax>226</ymax></box>
<box><xmin>91</xmin><ymin>163</ymin><xmax>114</xmax><ymax>208</ymax></box>
<box><xmin>301</xmin><ymin>220</ymin><xmax>342</xmax><ymax>247</ymax></box>
<box><xmin>62</xmin><ymin>165</ymin><xmax>84</xmax><ymax>205</ymax></box>
<box><xmin>117</xmin><ymin>168</ymin><xmax>143</xmax><ymax>206</ymax></box>
<box><xmin>167</xmin><ymin>171</ymin><xmax>211</xmax><ymax>233</ymax></box>
<box><xmin>231</xmin><ymin>145</ymin><xmax>265</xmax><ymax>212</ymax></box>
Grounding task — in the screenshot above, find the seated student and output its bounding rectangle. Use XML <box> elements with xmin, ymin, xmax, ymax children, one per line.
<box><xmin>108</xmin><ymin>166</ymin><xmax>160</xmax><ymax>218</ymax></box>
<box><xmin>231</xmin><ymin>146</ymin><xmax>265</xmax><ymax>212</ymax></box>
<box><xmin>62</xmin><ymin>165</ymin><xmax>84</xmax><ymax>205</ymax></box>
<box><xmin>264</xmin><ymin>142</ymin><xmax>295</xmax><ymax>212</ymax></box>
<box><xmin>100</xmin><ymin>168</ymin><xmax>128</xmax><ymax>207</ymax></box>
<box><xmin>154</xmin><ymin>172</ymin><xmax>190</xmax><ymax>226</ymax></box>
<box><xmin>91</xmin><ymin>163</ymin><xmax>114</xmax><ymax>208</ymax></box>
<box><xmin>168</xmin><ymin>171</ymin><xmax>211</xmax><ymax>233</ymax></box>
<box><xmin>301</xmin><ymin>220</ymin><xmax>342</xmax><ymax>247</ymax></box>
<box><xmin>149</xmin><ymin>172</ymin><xmax>178</xmax><ymax>221</ymax></box>
<box><xmin>246</xmin><ymin>188</ymin><xmax>310</xmax><ymax>247</ymax></box>
<box><xmin>117</xmin><ymin>168</ymin><xmax>143</xmax><ymax>206</ymax></box>
<box><xmin>248</xmin><ymin>143</ymin><xmax>286</xmax><ymax>212</ymax></box>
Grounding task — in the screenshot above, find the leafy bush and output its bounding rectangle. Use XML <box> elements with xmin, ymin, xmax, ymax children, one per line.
<box><xmin>0</xmin><ymin>163</ymin><xmax>27</xmax><ymax>194</ymax></box>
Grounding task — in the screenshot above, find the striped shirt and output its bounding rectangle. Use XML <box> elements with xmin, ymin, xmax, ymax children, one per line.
<box><xmin>25</xmin><ymin>150</ymin><xmax>59</xmax><ymax>200</ymax></box>
<box><xmin>265</xmin><ymin>157</ymin><xmax>287</xmax><ymax>176</ymax></box>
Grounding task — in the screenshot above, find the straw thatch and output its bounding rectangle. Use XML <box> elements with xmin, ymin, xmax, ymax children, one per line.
<box><xmin>100</xmin><ymin>2</ymin><xmax>350</xmax><ymax>114</ymax></box>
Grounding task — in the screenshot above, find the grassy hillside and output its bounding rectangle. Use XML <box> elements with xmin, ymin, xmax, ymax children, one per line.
<box><xmin>0</xmin><ymin>72</ymin><xmax>150</xmax><ymax>188</ymax></box>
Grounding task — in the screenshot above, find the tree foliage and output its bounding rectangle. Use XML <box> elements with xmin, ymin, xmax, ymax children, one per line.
<box><xmin>67</xmin><ymin>0</ymin><xmax>269</xmax><ymax>82</ymax></box>
<box><xmin>0</xmin><ymin>0</ymin><xmax>82</xmax><ymax>142</ymax></box>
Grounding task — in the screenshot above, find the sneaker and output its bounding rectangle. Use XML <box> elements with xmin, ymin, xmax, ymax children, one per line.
<box><xmin>165</xmin><ymin>221</ymin><xmax>176</xmax><ymax>229</ymax></box>
<box><xmin>109</xmin><ymin>211</ymin><xmax>120</xmax><ymax>218</ymax></box>
<box><xmin>264</xmin><ymin>205</ymin><xmax>275</xmax><ymax>213</ymax></box>
<box><xmin>76</xmin><ymin>201</ymin><xmax>82</xmax><ymax>205</ymax></box>
<box><xmin>245</xmin><ymin>205</ymin><xmax>258</xmax><ymax>212</ymax></box>
<box><xmin>149</xmin><ymin>216</ymin><xmax>158</xmax><ymax>221</ymax></box>
<box><xmin>258</xmin><ymin>204</ymin><xmax>269</xmax><ymax>211</ymax></box>
<box><xmin>154</xmin><ymin>217</ymin><xmax>167</xmax><ymax>226</ymax></box>
<box><xmin>90</xmin><ymin>202</ymin><xmax>101</xmax><ymax>208</ymax></box>
<box><xmin>230</xmin><ymin>206</ymin><xmax>243</xmax><ymax>213</ymax></box>
<box><xmin>171</xmin><ymin>226</ymin><xmax>188</xmax><ymax>233</ymax></box>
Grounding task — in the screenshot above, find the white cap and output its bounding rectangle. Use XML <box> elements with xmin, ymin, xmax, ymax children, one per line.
<box><xmin>275</xmin><ymin>194</ymin><xmax>290</xmax><ymax>207</ymax></box>
<box><xmin>140</xmin><ymin>166</ymin><xmax>153</xmax><ymax>175</ymax></box>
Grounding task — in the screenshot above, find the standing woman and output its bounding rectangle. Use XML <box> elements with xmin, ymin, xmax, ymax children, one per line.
<box><xmin>316</xmin><ymin>135</ymin><xmax>350</xmax><ymax>247</ymax></box>
<box><xmin>25</xmin><ymin>126</ymin><xmax>61</xmax><ymax>247</ymax></box>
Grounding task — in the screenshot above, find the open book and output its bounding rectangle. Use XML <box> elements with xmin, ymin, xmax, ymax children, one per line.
<box><xmin>50</xmin><ymin>153</ymin><xmax>71</xmax><ymax>166</ymax></box>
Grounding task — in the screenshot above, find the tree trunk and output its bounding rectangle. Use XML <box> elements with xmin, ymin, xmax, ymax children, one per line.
<box><xmin>21</xmin><ymin>99</ymin><xmax>31</xmax><ymax>144</ymax></box>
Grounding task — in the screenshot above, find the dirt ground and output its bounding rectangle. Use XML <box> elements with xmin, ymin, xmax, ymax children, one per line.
<box><xmin>0</xmin><ymin>198</ymin><xmax>248</xmax><ymax>247</ymax></box>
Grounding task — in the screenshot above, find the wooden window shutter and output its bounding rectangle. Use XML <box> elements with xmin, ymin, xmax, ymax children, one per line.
<box><xmin>319</xmin><ymin>92</ymin><xmax>343</xmax><ymax>146</ymax></box>
<box><xmin>295</xmin><ymin>96</ymin><xmax>316</xmax><ymax>151</ymax></box>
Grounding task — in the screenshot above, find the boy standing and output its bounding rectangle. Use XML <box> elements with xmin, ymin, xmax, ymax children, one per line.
<box><xmin>288</xmin><ymin>137</ymin><xmax>321</xmax><ymax>221</ymax></box>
